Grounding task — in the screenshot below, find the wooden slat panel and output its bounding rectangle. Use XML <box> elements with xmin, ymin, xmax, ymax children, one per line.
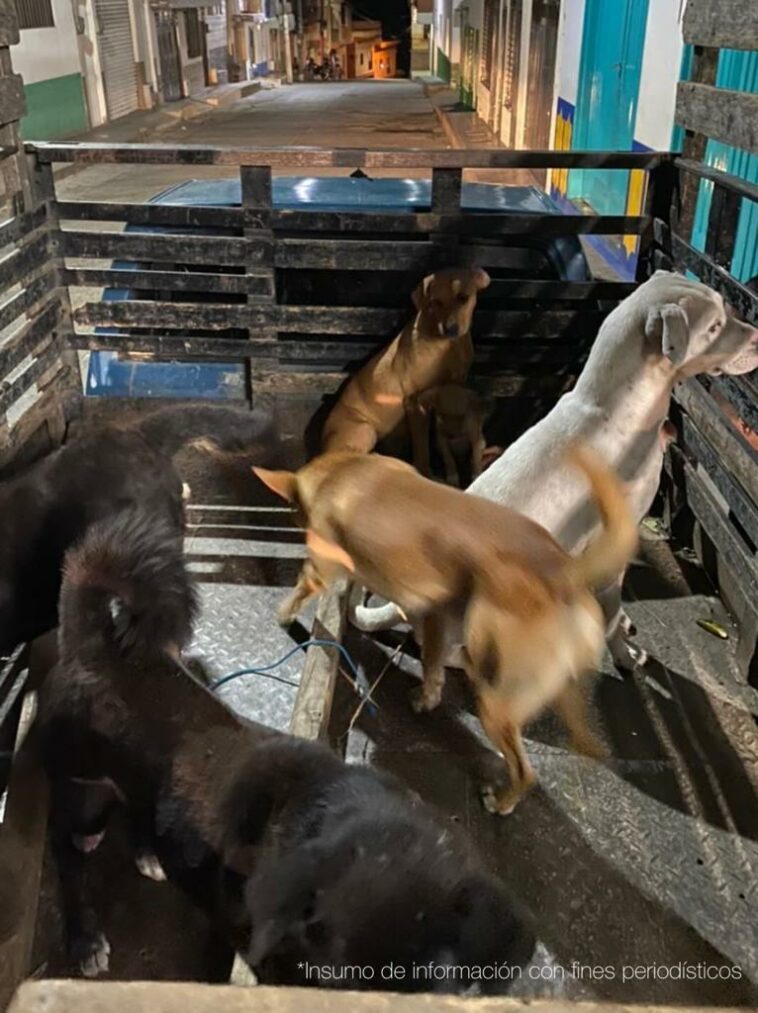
<box><xmin>56</xmin><ymin>201</ymin><xmax>244</xmax><ymax>229</ymax></box>
<box><xmin>0</xmin><ymin>75</ymin><xmax>24</xmax><ymax>128</ymax></box>
<box><xmin>683</xmin><ymin>462</ymin><xmax>758</xmax><ymax>607</ymax></box>
<box><xmin>0</xmin><ymin>234</ymin><xmax>51</xmax><ymax>291</ymax></box>
<box><xmin>252</xmin><ymin>369</ymin><xmax>574</xmax><ymax>398</ymax></box>
<box><xmin>682</xmin><ymin>0</ymin><xmax>758</xmax><ymax>51</ymax></box>
<box><xmin>675</xmin><ymin>379</ymin><xmax>758</xmax><ymax>503</ymax></box>
<box><xmin>676</xmin><ymin>83</ymin><xmax>758</xmax><ymax>155</ymax></box>
<box><xmin>62</xmin><ymin>267</ymin><xmax>272</xmax><ymax>297</ymax></box>
<box><xmin>0</xmin><ymin>206</ymin><xmax>48</xmax><ymax>249</ymax></box>
<box><xmin>714</xmin><ymin>374</ymin><xmax>758</xmax><ymax>434</ymax></box>
<box><xmin>0</xmin><ymin>301</ymin><xmax>60</xmax><ymax>377</ymax></box>
<box><xmin>0</xmin><ymin>272</ymin><xmax>57</xmax><ymax>334</ymax></box>
<box><xmin>60</xmin><ymin>230</ymin><xmax>265</xmax><ymax>266</ymax></box>
<box><xmin>0</xmin><ymin>338</ymin><xmax>63</xmax><ymax>415</ymax></box>
<box><xmin>680</xmin><ymin>414</ymin><xmax>758</xmax><ymax>548</ymax></box>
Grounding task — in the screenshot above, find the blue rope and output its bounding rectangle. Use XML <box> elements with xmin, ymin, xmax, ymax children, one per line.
<box><xmin>212</xmin><ymin>640</ymin><xmax>374</xmax><ymax>714</ymax></box>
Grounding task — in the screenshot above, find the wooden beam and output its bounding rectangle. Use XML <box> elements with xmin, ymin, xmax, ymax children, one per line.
<box><xmin>674</xmin><ymin>158</ymin><xmax>758</xmax><ymax>204</ymax></box>
<box><xmin>290</xmin><ymin>584</ymin><xmax>348</xmax><ymax>743</ymax></box>
<box><xmin>0</xmin><ymin>0</ymin><xmax>20</xmax><ymax>45</ymax></box>
<box><xmin>9</xmin><ymin>979</ymin><xmax>751</xmax><ymax>1013</ymax></box>
<box><xmin>62</xmin><ymin>267</ymin><xmax>273</xmax><ymax>298</ymax></box>
<box><xmin>682</xmin><ymin>0</ymin><xmax>758</xmax><ymax>51</ymax></box>
<box><xmin>28</xmin><ymin>141</ymin><xmax>668</xmax><ymax>171</ymax></box>
<box><xmin>59</xmin><ymin>230</ymin><xmax>264</xmax><ymax>266</ymax></box>
<box><xmin>0</xmin><ymin>75</ymin><xmax>24</xmax><ymax>129</ymax></box>
<box><xmin>676</xmin><ymin>83</ymin><xmax>758</xmax><ymax>156</ymax></box>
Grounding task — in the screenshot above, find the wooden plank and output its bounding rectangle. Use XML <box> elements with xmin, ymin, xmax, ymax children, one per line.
<box><xmin>56</xmin><ymin>201</ymin><xmax>244</xmax><ymax>229</ymax></box>
<box><xmin>289</xmin><ymin>584</ymin><xmax>348</xmax><ymax>743</ymax></box>
<box><xmin>704</xmin><ymin>183</ymin><xmax>742</xmax><ymax>270</ymax></box>
<box><xmin>62</xmin><ymin>267</ymin><xmax>273</xmax><ymax>298</ymax></box>
<box><xmin>0</xmin><ymin>75</ymin><xmax>24</xmax><ymax>129</ymax></box>
<box><xmin>276</xmin><ymin>239</ymin><xmax>439</xmax><ymax>272</ymax></box>
<box><xmin>675</xmin><ymin>157</ymin><xmax>758</xmax><ymax>205</ymax></box>
<box><xmin>675</xmin><ymin>379</ymin><xmax>758</xmax><ymax>503</ymax></box>
<box><xmin>431</xmin><ymin>167</ymin><xmax>462</xmax><ymax>213</ymax></box>
<box><xmin>683</xmin><ymin>462</ymin><xmax>758</xmax><ymax>607</ymax></box>
<box><xmin>10</xmin><ymin>979</ymin><xmax>752</xmax><ymax>1013</ymax></box>
<box><xmin>59</xmin><ymin>230</ymin><xmax>264</xmax><ymax>266</ymax></box>
<box><xmin>279</xmin><ymin>307</ymin><xmax>605</xmax><ymax>338</ymax></box>
<box><xmin>73</xmin><ymin>300</ymin><xmax>268</xmax><ymax>330</ymax></box>
<box><xmin>252</xmin><ymin>369</ymin><xmax>574</xmax><ymax>398</ymax></box>
<box><xmin>0</xmin><ymin>0</ymin><xmax>20</xmax><ymax>46</ymax></box>
<box><xmin>29</xmin><ymin>141</ymin><xmax>668</xmax><ymax>170</ymax></box>
<box><xmin>682</xmin><ymin>0</ymin><xmax>758</xmax><ymax>50</ymax></box>
<box><xmin>676</xmin><ymin>83</ymin><xmax>758</xmax><ymax>156</ymax></box>
<box><xmin>679</xmin><ymin>414</ymin><xmax>758</xmax><ymax>548</ymax></box>
<box><xmin>65</xmin><ymin>332</ymin><xmax>275</xmax><ymax>359</ymax></box>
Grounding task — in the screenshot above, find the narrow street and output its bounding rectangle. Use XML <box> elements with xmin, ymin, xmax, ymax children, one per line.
<box><xmin>58</xmin><ymin>81</ymin><xmax>448</xmax><ymax>203</ymax></box>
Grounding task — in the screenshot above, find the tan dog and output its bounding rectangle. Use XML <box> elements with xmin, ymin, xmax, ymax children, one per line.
<box><xmin>408</xmin><ymin>384</ymin><xmax>487</xmax><ymax>486</ymax></box>
<box><xmin>254</xmin><ymin>447</ymin><xmax>637</xmax><ymax>815</ymax></box>
<box><xmin>321</xmin><ymin>268</ymin><xmax>491</xmax><ymax>455</ymax></box>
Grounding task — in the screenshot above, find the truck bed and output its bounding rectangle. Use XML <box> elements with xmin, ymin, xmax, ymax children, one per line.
<box><xmin>29</xmin><ymin>420</ymin><xmax>758</xmax><ymax>1006</ymax></box>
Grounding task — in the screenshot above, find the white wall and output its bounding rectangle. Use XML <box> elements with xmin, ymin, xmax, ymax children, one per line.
<box><xmin>12</xmin><ymin>0</ymin><xmax>81</xmax><ymax>84</ymax></box>
<box><xmin>553</xmin><ymin>0</ymin><xmax>585</xmax><ymax>106</ymax></box>
<box><xmin>635</xmin><ymin>0</ymin><xmax>684</xmax><ymax>148</ymax></box>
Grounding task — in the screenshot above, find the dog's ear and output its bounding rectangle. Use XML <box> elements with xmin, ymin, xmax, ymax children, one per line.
<box><xmin>412</xmin><ymin>273</ymin><xmax>433</xmax><ymax>311</ymax></box>
<box><xmin>471</xmin><ymin>267</ymin><xmax>491</xmax><ymax>291</ymax></box>
<box><xmin>252</xmin><ymin>466</ymin><xmax>297</xmax><ymax>502</ymax></box>
<box><xmin>306</xmin><ymin>529</ymin><xmax>355</xmax><ymax>573</ymax></box>
<box><xmin>645</xmin><ymin>302</ymin><xmax>689</xmax><ymax>365</ymax></box>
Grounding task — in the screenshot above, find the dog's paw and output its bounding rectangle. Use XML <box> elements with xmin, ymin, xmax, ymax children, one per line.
<box><xmin>74</xmin><ymin>932</ymin><xmax>111</xmax><ymax>978</ymax></box>
<box><xmin>480</xmin><ymin>785</ymin><xmax>518</xmax><ymax>817</ymax></box>
<box><xmin>411</xmin><ymin>684</ymin><xmax>442</xmax><ymax>713</ymax></box>
<box><xmin>71</xmin><ymin>831</ymin><xmax>106</xmax><ymax>853</ymax></box>
<box><xmin>135</xmin><ymin>850</ymin><xmax>167</xmax><ymax>882</ymax></box>
<box><xmin>276</xmin><ymin>605</ymin><xmax>295</xmax><ymax>628</ymax></box>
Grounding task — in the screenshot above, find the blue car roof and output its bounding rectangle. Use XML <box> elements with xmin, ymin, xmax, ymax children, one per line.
<box><xmin>149</xmin><ymin>176</ymin><xmax>563</xmax><ymax>214</ymax></box>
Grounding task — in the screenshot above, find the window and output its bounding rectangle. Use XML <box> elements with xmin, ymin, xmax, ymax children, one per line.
<box><xmin>14</xmin><ymin>0</ymin><xmax>54</xmax><ymax>30</ymax></box>
<box><xmin>185</xmin><ymin>9</ymin><xmax>203</xmax><ymax>59</ymax></box>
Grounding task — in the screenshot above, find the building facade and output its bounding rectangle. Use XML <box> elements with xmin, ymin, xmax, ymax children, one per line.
<box><xmin>12</xmin><ymin>0</ymin><xmax>237</xmax><ymax>139</ymax></box>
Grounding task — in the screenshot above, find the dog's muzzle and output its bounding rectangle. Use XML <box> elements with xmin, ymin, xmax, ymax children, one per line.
<box><xmin>444</xmin><ymin>323</ymin><xmax>460</xmax><ymax>338</ymax></box>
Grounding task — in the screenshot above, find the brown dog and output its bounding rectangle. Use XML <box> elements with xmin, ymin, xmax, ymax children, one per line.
<box><xmin>408</xmin><ymin>384</ymin><xmax>488</xmax><ymax>486</ymax></box>
<box><xmin>254</xmin><ymin>448</ymin><xmax>637</xmax><ymax>815</ymax></box>
<box><xmin>321</xmin><ymin>267</ymin><xmax>490</xmax><ymax>456</ymax></box>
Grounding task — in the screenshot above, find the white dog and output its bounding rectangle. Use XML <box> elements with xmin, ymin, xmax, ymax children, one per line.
<box><xmin>352</xmin><ymin>271</ymin><xmax>758</xmax><ymax>673</ymax></box>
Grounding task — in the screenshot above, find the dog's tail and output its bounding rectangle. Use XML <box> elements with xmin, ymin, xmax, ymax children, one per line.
<box><xmin>564</xmin><ymin>445</ymin><xmax>638</xmax><ymax>590</ymax></box>
<box><xmin>134</xmin><ymin>404</ymin><xmax>273</xmax><ymax>458</ymax></box>
<box><xmin>59</xmin><ymin>508</ymin><xmax>198</xmax><ymax>662</ymax></box>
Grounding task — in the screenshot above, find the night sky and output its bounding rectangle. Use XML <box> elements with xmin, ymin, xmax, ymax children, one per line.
<box><xmin>352</xmin><ymin>0</ymin><xmax>411</xmax><ymax>74</ymax></box>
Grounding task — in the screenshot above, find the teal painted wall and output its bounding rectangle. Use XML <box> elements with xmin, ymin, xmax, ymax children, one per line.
<box><xmin>20</xmin><ymin>73</ymin><xmax>88</xmax><ymax>141</ymax></box>
<box><xmin>688</xmin><ymin>49</ymin><xmax>758</xmax><ymax>284</ymax></box>
<box><xmin>436</xmin><ymin>47</ymin><xmax>451</xmax><ymax>84</ymax></box>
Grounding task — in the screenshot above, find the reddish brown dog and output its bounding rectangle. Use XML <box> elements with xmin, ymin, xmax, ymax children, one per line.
<box><xmin>254</xmin><ymin>447</ymin><xmax>637</xmax><ymax>815</ymax></box>
<box><xmin>321</xmin><ymin>268</ymin><xmax>490</xmax><ymax>456</ymax></box>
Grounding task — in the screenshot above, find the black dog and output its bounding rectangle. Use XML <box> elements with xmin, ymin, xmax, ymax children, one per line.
<box><xmin>0</xmin><ymin>404</ymin><xmax>271</xmax><ymax>654</ymax></box>
<box><xmin>40</xmin><ymin>508</ymin><xmax>534</xmax><ymax>991</ymax></box>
